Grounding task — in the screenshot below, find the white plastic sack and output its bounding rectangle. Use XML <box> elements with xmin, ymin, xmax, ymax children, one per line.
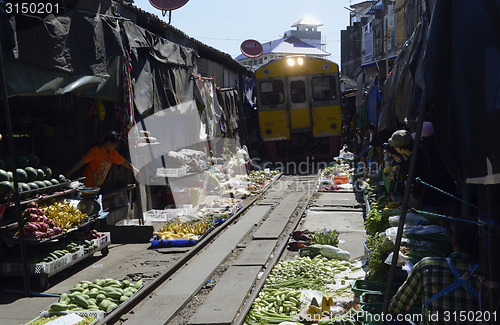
<box><xmin>388</xmin><ymin>212</ymin><xmax>430</xmax><ymax>227</ymax></box>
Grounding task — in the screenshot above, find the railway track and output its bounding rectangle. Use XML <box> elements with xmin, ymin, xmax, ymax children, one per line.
<box><xmin>102</xmin><ymin>173</ymin><xmax>318</xmax><ymax>325</ymax></box>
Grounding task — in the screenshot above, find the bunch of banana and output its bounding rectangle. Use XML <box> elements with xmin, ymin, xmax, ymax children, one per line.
<box><xmin>154</xmin><ymin>221</ymin><xmax>209</xmax><ymax>241</ymax></box>
<box><xmin>40</xmin><ymin>200</ymin><xmax>89</xmax><ymax>229</ymax></box>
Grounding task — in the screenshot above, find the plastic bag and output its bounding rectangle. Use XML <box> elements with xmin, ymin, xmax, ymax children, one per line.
<box><xmin>384</xmin><ymin>251</ymin><xmax>408</xmax><ymax>267</ymax></box>
<box><xmin>388</xmin><ymin>212</ymin><xmax>430</xmax><ymax>227</ymax></box>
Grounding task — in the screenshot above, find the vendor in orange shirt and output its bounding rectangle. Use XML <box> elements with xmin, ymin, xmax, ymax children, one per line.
<box><xmin>66</xmin><ymin>131</ymin><xmax>138</xmax><ymax>187</ymax></box>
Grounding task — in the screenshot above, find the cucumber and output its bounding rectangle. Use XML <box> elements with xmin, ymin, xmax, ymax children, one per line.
<box><xmin>49</xmin><ymin>302</ymin><xmax>69</xmax><ymax>311</ymax></box>
<box><xmin>133</xmin><ymin>279</ymin><xmax>143</xmax><ymax>289</ymax></box>
<box><xmin>106</xmin><ymin>302</ymin><xmax>118</xmax><ymax>312</ymax></box>
<box><xmin>107</xmin><ymin>291</ymin><xmax>122</xmax><ymax>300</ymax></box>
<box><xmin>59</xmin><ymin>293</ymin><xmax>69</xmax><ymax>302</ymax></box>
<box><xmin>71</xmin><ymin>295</ymin><xmax>90</xmax><ymax>309</ymax></box>
<box><xmin>99</xmin><ymin>299</ymin><xmax>111</xmax><ymax>310</ymax></box>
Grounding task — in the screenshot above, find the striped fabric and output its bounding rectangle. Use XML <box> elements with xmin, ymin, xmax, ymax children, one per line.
<box><xmin>389</xmin><ymin>252</ymin><xmax>481</xmax><ymax>324</ymax></box>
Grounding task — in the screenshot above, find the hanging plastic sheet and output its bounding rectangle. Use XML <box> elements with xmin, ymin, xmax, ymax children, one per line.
<box><xmin>366</xmin><ymin>79</ymin><xmax>381</xmax><ymax>125</ymax></box>
<box><xmin>4</xmin><ymin>11</ymin><xmax>123</xmax><ymax>77</ymax></box>
<box><xmin>424</xmin><ymin>0</ymin><xmax>500</xmax><ymax>184</ymax></box>
<box><xmin>378</xmin><ymin>21</ymin><xmax>427</xmax><ymax>131</ymax></box>
<box><xmin>195</xmin><ymin>78</ymin><xmax>223</xmax><ymax>140</ymax></box>
<box><xmin>128</xmin><ymin>100</ymin><xmax>207</xmax><ymax>187</ymax></box>
<box><xmin>222</xmin><ymin>89</ymin><xmax>240</xmax><ymax>131</ymax></box>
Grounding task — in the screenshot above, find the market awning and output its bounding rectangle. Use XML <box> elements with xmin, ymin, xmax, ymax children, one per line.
<box><xmin>360</xmin><ymin>55</ymin><xmax>397</xmax><ymax>70</ymax></box>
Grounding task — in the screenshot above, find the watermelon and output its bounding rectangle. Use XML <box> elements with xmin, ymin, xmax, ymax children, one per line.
<box><xmin>15</xmin><ymin>155</ymin><xmax>30</xmax><ymax>169</ymax></box>
<box><xmin>25</xmin><ymin>167</ymin><xmax>37</xmax><ymax>182</ymax></box>
<box><xmin>18</xmin><ymin>182</ymin><xmax>30</xmax><ymax>192</ymax></box>
<box><xmin>34</xmin><ymin>181</ymin><xmax>46</xmax><ymax>188</ymax></box>
<box><xmin>57</xmin><ymin>174</ymin><xmax>67</xmax><ymax>183</ymax></box>
<box><xmin>27</xmin><ymin>182</ymin><xmax>39</xmax><ymax>190</ymax></box>
<box><xmin>0</xmin><ymin>169</ymin><xmax>9</xmax><ymax>182</ymax></box>
<box><xmin>36</xmin><ymin>169</ymin><xmax>46</xmax><ymax>181</ymax></box>
<box><xmin>0</xmin><ymin>181</ymin><xmax>14</xmax><ymax>195</ymax></box>
<box><xmin>39</xmin><ymin>165</ymin><xmax>52</xmax><ymax>179</ymax></box>
<box><xmin>27</xmin><ymin>154</ymin><xmax>40</xmax><ymax>167</ymax></box>
<box><xmin>15</xmin><ymin>168</ymin><xmax>28</xmax><ymax>182</ymax></box>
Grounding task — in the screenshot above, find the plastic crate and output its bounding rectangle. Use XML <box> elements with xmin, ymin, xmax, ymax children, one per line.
<box><xmin>363</xmin><ymin>241</ymin><xmax>371</xmax><ymax>264</ymax></box>
<box><xmin>26</xmin><ymin>314</ymin><xmax>98</xmax><ymax>325</ymax></box>
<box><xmin>333</xmin><ymin>175</ymin><xmax>350</xmax><ymax>184</ymax></box>
<box><xmin>66</xmin><ymin>246</ymin><xmax>85</xmax><ymax>264</ymax></box>
<box><xmin>93</xmin><ymin>232</ymin><xmax>111</xmax><ymax>248</ymax></box>
<box><xmin>360</xmin><ymin>291</ymin><xmax>385</xmax><ymax>304</ymax></box>
<box><xmin>350</xmin><ymin>280</ymin><xmax>386</xmax><ymax>298</ymax></box>
<box><xmin>40</xmin><ymin>306</ymin><xmax>106</xmax><ymax>320</ymax></box>
<box><xmin>143</xmin><ymin>210</ymin><xmax>176</xmax><ymax>222</ymax></box>
<box><xmin>149</xmin><ymin>238</ymin><xmax>199</xmax><ymax>248</ymax></box>
<box><xmin>31</xmin><ymin>256</ymin><xmax>67</xmax><ymax>274</ymax></box>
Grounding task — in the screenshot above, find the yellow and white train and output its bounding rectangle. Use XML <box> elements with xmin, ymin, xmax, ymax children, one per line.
<box><xmin>255</xmin><ymin>56</ymin><xmax>342</xmax><ymax>161</ymax></box>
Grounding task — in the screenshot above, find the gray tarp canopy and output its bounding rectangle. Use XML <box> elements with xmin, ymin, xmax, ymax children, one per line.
<box><xmin>0</xmin><ymin>9</ymin><xmax>194</xmax><ymax>108</ymax></box>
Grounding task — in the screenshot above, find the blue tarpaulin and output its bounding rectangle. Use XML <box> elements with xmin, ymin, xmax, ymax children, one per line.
<box><xmin>366</xmin><ymin>80</ymin><xmax>381</xmax><ymax>124</ymax></box>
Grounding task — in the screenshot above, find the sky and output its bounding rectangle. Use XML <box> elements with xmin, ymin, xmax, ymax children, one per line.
<box><xmin>133</xmin><ymin>0</ymin><xmax>353</xmax><ymax>64</ymax></box>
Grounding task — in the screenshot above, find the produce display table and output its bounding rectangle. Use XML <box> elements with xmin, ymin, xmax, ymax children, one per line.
<box><xmin>1</xmin><ymin>232</ymin><xmax>111</xmax><ymax>289</ymax></box>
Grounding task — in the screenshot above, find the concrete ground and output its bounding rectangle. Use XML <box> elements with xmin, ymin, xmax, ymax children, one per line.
<box><xmin>0</xmin><ymin>243</ymin><xmax>170</xmax><ymax>325</ymax></box>
<box><xmin>300</xmin><ymin>188</ymin><xmax>366</xmax><ymax>260</ymax></box>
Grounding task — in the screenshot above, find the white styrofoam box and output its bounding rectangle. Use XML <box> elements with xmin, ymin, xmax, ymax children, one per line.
<box><xmin>156</xmin><ymin>167</ymin><xmax>187</xmax><ymax>177</ymax></box>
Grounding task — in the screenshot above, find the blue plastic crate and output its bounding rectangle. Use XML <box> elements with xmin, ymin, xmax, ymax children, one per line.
<box><xmin>149</xmin><ymin>238</ymin><xmax>198</xmax><ymax>248</ymax></box>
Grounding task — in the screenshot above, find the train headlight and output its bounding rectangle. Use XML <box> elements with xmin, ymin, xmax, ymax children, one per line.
<box><xmin>287</xmin><ymin>58</ymin><xmax>295</xmax><ymax>66</ymax></box>
<box><xmin>297</xmin><ymin>57</ymin><xmax>304</xmax><ymax>65</ymax></box>
<box><xmin>265</xmin><ymin>128</ymin><xmax>272</xmax><ymax>134</ymax></box>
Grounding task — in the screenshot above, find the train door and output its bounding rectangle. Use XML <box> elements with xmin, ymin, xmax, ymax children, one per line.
<box><xmin>287</xmin><ymin>77</ymin><xmax>311</xmax><ymax>131</ymax></box>
<box><xmin>257</xmin><ymin>78</ymin><xmax>290</xmax><ymax>141</ymax></box>
<box><xmin>310</xmin><ymin>74</ymin><xmax>341</xmax><ymax>138</ymax></box>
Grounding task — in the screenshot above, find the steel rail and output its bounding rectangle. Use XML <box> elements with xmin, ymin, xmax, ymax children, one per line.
<box><xmin>101</xmin><ymin>173</ymin><xmax>282</xmax><ymax>324</ymax></box>
<box><xmin>233</xmin><ymin>173</ymin><xmax>320</xmax><ymax>324</ymax></box>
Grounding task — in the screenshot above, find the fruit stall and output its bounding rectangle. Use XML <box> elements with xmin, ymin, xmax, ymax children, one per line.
<box><xmin>25</xmin><ymin>277</ymin><xmax>143</xmax><ymax>325</ymax></box>
<box><xmin>144</xmin><ymin>166</ymin><xmax>281</xmax><ymax>248</ymax></box>
<box><xmin>0</xmin><ymin>153</ymin><xmax>113</xmax><ymax>288</ymax></box>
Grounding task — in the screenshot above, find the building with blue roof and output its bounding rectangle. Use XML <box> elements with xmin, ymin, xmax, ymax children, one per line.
<box><xmin>235</xmin><ymin>17</ymin><xmax>330</xmax><ymax>69</ymax></box>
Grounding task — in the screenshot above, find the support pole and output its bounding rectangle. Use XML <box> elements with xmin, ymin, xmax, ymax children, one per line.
<box><xmin>381</xmin><ymin>91</ymin><xmax>427</xmax><ymax>321</ymax></box>
<box><xmin>0</xmin><ymin>38</ymin><xmax>31</xmax><ymax>296</ymax></box>
<box><xmin>479</xmin><ymin>184</ymin><xmax>500</xmax><ymax>324</ymax></box>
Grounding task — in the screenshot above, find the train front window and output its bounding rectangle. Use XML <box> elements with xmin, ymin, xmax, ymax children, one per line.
<box><xmin>312</xmin><ymin>76</ymin><xmax>337</xmax><ymax>101</ymax></box>
<box><xmin>290</xmin><ymin>80</ymin><xmax>306</xmax><ymax>103</ymax></box>
<box><xmin>260</xmin><ymin>80</ymin><xmax>284</xmax><ymax>106</ymax></box>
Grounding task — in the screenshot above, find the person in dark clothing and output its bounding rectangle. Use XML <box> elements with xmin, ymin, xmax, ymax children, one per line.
<box><xmin>388</xmin><ymin>129</ymin><xmax>456</xmax><ymax>209</ymax></box>
<box><xmin>389</xmin><ymin>220</ymin><xmax>480</xmax><ymax>324</ymax></box>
